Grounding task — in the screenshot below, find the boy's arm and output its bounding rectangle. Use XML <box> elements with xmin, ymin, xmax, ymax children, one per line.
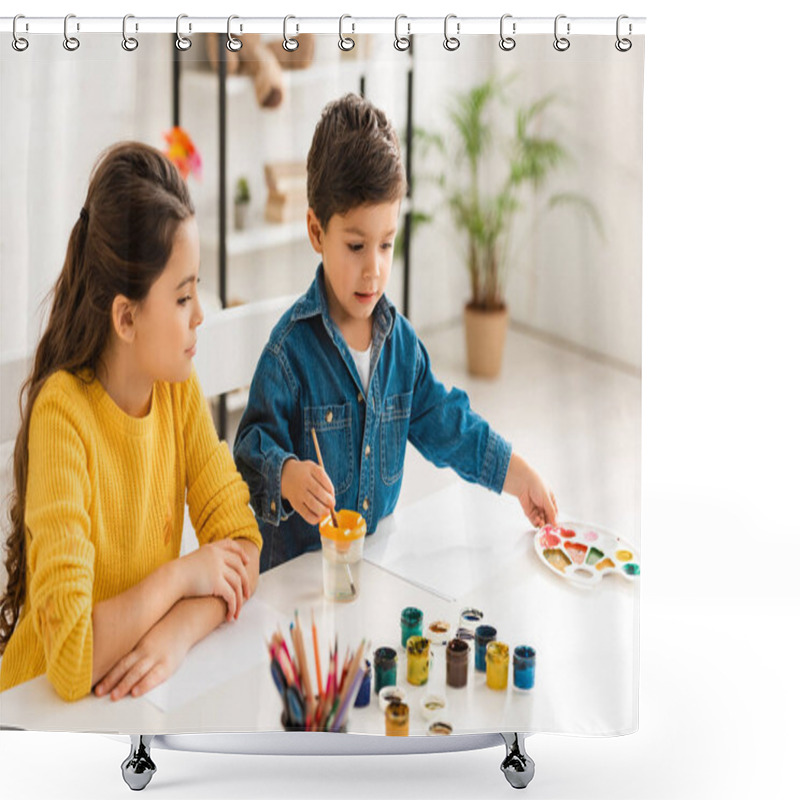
<box><xmin>408</xmin><ymin>338</ymin><xmax>512</xmax><ymax>494</ymax></box>
<box><xmin>233</xmin><ymin>347</ymin><xmax>299</xmax><ymax>526</ymax></box>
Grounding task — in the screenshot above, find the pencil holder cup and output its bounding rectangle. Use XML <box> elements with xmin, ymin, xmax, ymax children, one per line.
<box><xmin>319</xmin><ymin>510</ymin><xmax>366</xmax><ymax>602</ymax></box>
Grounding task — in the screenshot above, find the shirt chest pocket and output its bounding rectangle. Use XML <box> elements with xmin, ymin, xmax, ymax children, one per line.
<box><xmin>380</xmin><ymin>391</ymin><xmax>413</xmax><ymax>486</ymax></box>
<box><xmin>303</xmin><ymin>402</ymin><xmax>354</xmax><ymax>495</ymax></box>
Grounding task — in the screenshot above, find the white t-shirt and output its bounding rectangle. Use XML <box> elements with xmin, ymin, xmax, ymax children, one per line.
<box><xmin>348</xmin><ymin>341</ymin><xmax>372</xmax><ymax>393</ymax></box>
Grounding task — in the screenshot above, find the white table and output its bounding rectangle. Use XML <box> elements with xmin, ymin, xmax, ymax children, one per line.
<box><xmin>0</xmin><ymin>484</ymin><xmax>637</xmax><ymax>738</ymax></box>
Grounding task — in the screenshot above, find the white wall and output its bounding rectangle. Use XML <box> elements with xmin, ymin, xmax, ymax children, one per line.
<box><xmin>409</xmin><ymin>35</ymin><xmax>643</xmax><ymax>369</ymax></box>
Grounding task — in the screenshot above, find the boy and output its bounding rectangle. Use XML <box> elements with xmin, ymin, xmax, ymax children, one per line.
<box><xmin>234</xmin><ymin>93</ymin><xmax>557</xmax><ymax>572</ymax></box>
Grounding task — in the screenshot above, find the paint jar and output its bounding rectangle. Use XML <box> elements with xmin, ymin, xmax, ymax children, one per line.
<box><xmin>420</xmin><ymin>693</ymin><xmax>447</xmax><ymax>721</ymax></box>
<box><xmin>446</xmin><ymin>638</ymin><xmax>470</xmax><ymax>688</ymax></box>
<box><xmin>373</xmin><ymin>647</ymin><xmax>398</xmax><ymax>694</ymax></box>
<box><xmin>400</xmin><ymin>606</ymin><xmax>423</xmax><ymax>647</ymax></box>
<box><xmin>513</xmin><ymin>646</ymin><xmax>536</xmax><ymax>691</ymax></box>
<box><xmin>459</xmin><ymin>607</ymin><xmax>483</xmax><ymax>634</ymax></box>
<box><xmin>486</xmin><ymin>641</ymin><xmax>510</xmax><ymax>691</ymax></box>
<box><xmin>427</xmin><ymin>619</ymin><xmax>451</xmax><ymax>646</ymax></box>
<box><xmin>406</xmin><ymin>635</ymin><xmax>431</xmax><ymax>686</ymax></box>
<box><xmin>427</xmin><ymin>721</ymin><xmax>453</xmax><ymax>736</ymax></box>
<box><xmin>354</xmin><ymin>659</ymin><xmax>372</xmax><ymax>707</ymax></box>
<box><xmin>318</xmin><ymin>510</ymin><xmax>366</xmax><ymax>602</ymax></box>
<box><xmin>378</xmin><ymin>685</ymin><xmax>407</xmax><ymax>713</ymax></box>
<box><xmin>385</xmin><ymin>701</ymin><xmax>409</xmax><ymax>736</ymax></box>
<box><xmin>474</xmin><ymin>624</ymin><xmax>497</xmax><ymax>672</ymax></box>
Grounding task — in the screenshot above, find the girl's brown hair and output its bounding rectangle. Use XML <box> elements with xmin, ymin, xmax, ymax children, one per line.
<box><xmin>307</xmin><ymin>93</ymin><xmax>407</xmax><ymax>229</ymax></box>
<box><xmin>0</xmin><ymin>141</ymin><xmax>194</xmax><ymax>652</ymax></box>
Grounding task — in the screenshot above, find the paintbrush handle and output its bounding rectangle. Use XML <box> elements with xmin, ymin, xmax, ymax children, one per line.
<box><xmin>310</xmin><ymin>427</ymin><xmax>340</xmax><ymax>528</ymax></box>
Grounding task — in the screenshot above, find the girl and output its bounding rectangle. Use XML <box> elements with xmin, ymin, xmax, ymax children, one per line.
<box><xmin>0</xmin><ymin>142</ymin><xmax>261</xmax><ymax>702</ymax></box>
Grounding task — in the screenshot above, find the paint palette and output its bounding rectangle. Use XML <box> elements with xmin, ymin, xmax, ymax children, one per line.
<box><xmin>533</xmin><ymin>521</ymin><xmax>640</xmax><ymax>588</ymax></box>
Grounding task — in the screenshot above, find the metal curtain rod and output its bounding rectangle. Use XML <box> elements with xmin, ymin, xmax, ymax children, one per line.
<box><xmin>0</xmin><ymin>16</ymin><xmax>646</xmax><ymax>36</ymax></box>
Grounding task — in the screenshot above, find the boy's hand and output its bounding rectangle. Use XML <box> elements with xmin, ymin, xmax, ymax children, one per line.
<box><xmin>503</xmin><ymin>452</ymin><xmax>558</xmax><ymax>529</ymax></box>
<box><xmin>281</xmin><ymin>459</ymin><xmax>337</xmax><ymax>526</ymax></box>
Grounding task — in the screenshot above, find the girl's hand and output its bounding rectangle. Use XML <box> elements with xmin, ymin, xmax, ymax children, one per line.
<box><xmin>503</xmin><ymin>452</ymin><xmax>558</xmax><ymax>529</ymax></box>
<box><xmin>180</xmin><ymin>539</ymin><xmax>251</xmax><ymax>622</ymax></box>
<box><xmin>281</xmin><ymin>459</ymin><xmax>337</xmax><ymax>526</ymax></box>
<box><xmin>94</xmin><ymin>614</ymin><xmax>190</xmax><ymax>701</ymax></box>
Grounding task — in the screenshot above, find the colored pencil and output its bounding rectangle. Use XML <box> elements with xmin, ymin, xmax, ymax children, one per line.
<box><xmin>311</xmin><ymin>610</ymin><xmax>323</xmax><ymax>700</ymax></box>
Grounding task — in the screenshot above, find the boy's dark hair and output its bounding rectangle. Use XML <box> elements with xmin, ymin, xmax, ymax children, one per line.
<box><xmin>307</xmin><ymin>93</ymin><xmax>407</xmax><ymax>229</ymax></box>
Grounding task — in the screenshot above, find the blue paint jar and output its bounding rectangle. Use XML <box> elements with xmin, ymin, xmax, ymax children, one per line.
<box><xmin>400</xmin><ymin>607</ymin><xmax>423</xmax><ymax>647</ymax></box>
<box><xmin>355</xmin><ymin>660</ymin><xmax>371</xmax><ymax>707</ymax></box>
<box><xmin>513</xmin><ymin>645</ymin><xmax>536</xmax><ymax>690</ymax></box>
<box><xmin>474</xmin><ymin>624</ymin><xmax>497</xmax><ymax>672</ymax></box>
<box><xmin>373</xmin><ymin>647</ymin><xmax>398</xmax><ymax>694</ymax></box>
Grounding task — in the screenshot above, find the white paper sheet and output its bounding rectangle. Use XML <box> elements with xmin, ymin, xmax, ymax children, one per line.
<box><xmin>363</xmin><ymin>483</ymin><xmax>533</xmax><ymax>600</ymax></box>
<box><xmin>146</xmin><ymin>596</ymin><xmax>284</xmax><ymax>713</ymax></box>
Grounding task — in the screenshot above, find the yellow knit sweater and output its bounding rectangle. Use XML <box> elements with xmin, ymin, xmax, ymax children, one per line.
<box><xmin>0</xmin><ymin>368</ymin><xmax>261</xmax><ymax>701</ymax></box>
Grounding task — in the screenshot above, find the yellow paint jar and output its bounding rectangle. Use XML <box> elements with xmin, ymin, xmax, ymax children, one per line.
<box><xmin>406</xmin><ymin>635</ymin><xmax>430</xmax><ymax>686</ymax></box>
<box><xmin>385</xmin><ymin>701</ymin><xmax>409</xmax><ymax>736</ymax></box>
<box><xmin>486</xmin><ymin>642</ymin><xmax>510</xmax><ymax>690</ymax></box>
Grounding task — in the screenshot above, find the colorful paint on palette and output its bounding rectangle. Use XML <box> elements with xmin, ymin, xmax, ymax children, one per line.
<box><xmin>586</xmin><ymin>547</ymin><xmax>604</xmax><ymax>566</ymax></box>
<box><xmin>534</xmin><ymin>521</ymin><xmax>640</xmax><ymax>588</ymax></box>
<box><xmin>543</xmin><ymin>548</ymin><xmax>571</xmax><ymax>573</ymax></box>
<box><xmin>564</xmin><ymin>541</ymin><xmax>587</xmax><ymax>564</ymax></box>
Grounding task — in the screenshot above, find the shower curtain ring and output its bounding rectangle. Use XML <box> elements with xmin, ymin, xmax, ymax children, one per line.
<box><xmin>283</xmin><ymin>15</ymin><xmax>299</xmax><ymax>52</ymax></box>
<box><xmin>499</xmin><ymin>14</ymin><xmax>516</xmax><ymax>51</ymax></box>
<box><xmin>394</xmin><ymin>15</ymin><xmax>410</xmax><ymax>51</ymax></box>
<box><xmin>226</xmin><ymin>15</ymin><xmax>243</xmax><ymax>52</ymax></box>
<box><xmin>615</xmin><ymin>15</ymin><xmax>632</xmax><ymax>52</ymax></box>
<box><xmin>175</xmin><ymin>14</ymin><xmax>192</xmax><ymax>51</ymax></box>
<box><xmin>122</xmin><ymin>14</ymin><xmax>139</xmax><ymax>51</ymax></box>
<box><xmin>553</xmin><ymin>14</ymin><xmax>570</xmax><ymax>51</ymax></box>
<box><xmin>339</xmin><ymin>15</ymin><xmax>355</xmax><ymax>51</ymax></box>
<box><xmin>12</xmin><ymin>15</ymin><xmax>29</xmax><ymax>52</ymax></box>
<box><xmin>443</xmin><ymin>14</ymin><xmax>460</xmax><ymax>51</ymax></box>
<box><xmin>63</xmin><ymin>14</ymin><xmax>80</xmax><ymax>51</ymax></box>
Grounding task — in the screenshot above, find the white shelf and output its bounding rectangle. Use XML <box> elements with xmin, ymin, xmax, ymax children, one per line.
<box><xmin>201</xmin><ymin>219</ymin><xmax>308</xmax><ymax>257</ymax></box>
<box><xmin>181</xmin><ymin>60</ymin><xmax>367</xmax><ymax>97</ymax></box>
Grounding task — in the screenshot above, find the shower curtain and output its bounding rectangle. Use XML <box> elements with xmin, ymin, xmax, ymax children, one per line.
<box><xmin>0</xmin><ymin>18</ymin><xmax>643</xmax><ymax>742</ymax></box>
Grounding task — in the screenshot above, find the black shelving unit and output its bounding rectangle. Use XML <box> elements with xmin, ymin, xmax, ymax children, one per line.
<box><xmin>173</xmin><ymin>35</ymin><xmax>415</xmax><ymax>439</ymax></box>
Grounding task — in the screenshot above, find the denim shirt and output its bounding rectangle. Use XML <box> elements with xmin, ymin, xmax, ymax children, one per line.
<box><xmin>233</xmin><ymin>264</ymin><xmax>512</xmax><ymax>572</ymax></box>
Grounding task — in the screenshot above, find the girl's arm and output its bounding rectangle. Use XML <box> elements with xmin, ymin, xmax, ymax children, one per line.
<box><xmin>94</xmin><ymin>539</ymin><xmax>259</xmax><ymax>699</ymax></box>
<box><xmin>90</xmin><ymin>537</ymin><xmax>253</xmax><ymax>687</ymax></box>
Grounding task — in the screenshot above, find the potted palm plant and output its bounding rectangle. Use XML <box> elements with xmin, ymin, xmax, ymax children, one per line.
<box><xmin>417</xmin><ymin>77</ymin><xmax>601</xmax><ymax>377</ymax></box>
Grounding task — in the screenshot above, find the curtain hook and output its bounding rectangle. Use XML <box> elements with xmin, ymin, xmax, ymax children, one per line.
<box><xmin>226</xmin><ymin>15</ymin><xmax>243</xmax><ymax>52</ymax></box>
<box><xmin>12</xmin><ymin>14</ymin><xmax>29</xmax><ymax>52</ymax></box>
<box><xmin>615</xmin><ymin>15</ymin><xmax>632</xmax><ymax>52</ymax></box>
<box><xmin>122</xmin><ymin>14</ymin><xmax>139</xmax><ymax>51</ymax></box>
<box><xmin>283</xmin><ymin>15</ymin><xmax>299</xmax><ymax>52</ymax></box>
<box><xmin>63</xmin><ymin>13</ymin><xmax>80</xmax><ymax>51</ymax></box>
<box><xmin>394</xmin><ymin>15</ymin><xmax>410</xmax><ymax>51</ymax></box>
<box><xmin>499</xmin><ymin>14</ymin><xmax>516</xmax><ymax>51</ymax></box>
<box><xmin>175</xmin><ymin>14</ymin><xmax>192</xmax><ymax>51</ymax></box>
<box><xmin>443</xmin><ymin>14</ymin><xmax>460</xmax><ymax>51</ymax></box>
<box><xmin>339</xmin><ymin>14</ymin><xmax>355</xmax><ymax>51</ymax></box>
<box><xmin>553</xmin><ymin>14</ymin><xmax>570</xmax><ymax>52</ymax></box>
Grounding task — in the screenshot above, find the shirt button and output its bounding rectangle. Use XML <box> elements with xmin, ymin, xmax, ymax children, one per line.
<box><xmin>325</xmin><ymin>410</ymin><xmax>333</xmax><ymax>423</ymax></box>
<box><xmin>270</xmin><ymin>500</ymin><xmax>277</xmax><ymax>513</ymax></box>
<box><xmin>357</xmin><ymin>392</ymin><xmax>364</xmax><ymax>403</ymax></box>
<box><xmin>362</xmin><ymin>499</ymin><xmax>369</xmax><ymax>511</ymax></box>
<box><xmin>365</xmin><ymin>445</ymin><xmax>371</xmax><ymax>457</ymax></box>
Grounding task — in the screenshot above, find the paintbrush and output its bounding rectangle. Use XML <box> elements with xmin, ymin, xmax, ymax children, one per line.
<box><xmin>311</xmin><ymin>609</ymin><xmax>323</xmax><ymax>701</ymax></box>
<box><xmin>310</xmin><ymin>427</ymin><xmax>340</xmax><ymax>528</ymax></box>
